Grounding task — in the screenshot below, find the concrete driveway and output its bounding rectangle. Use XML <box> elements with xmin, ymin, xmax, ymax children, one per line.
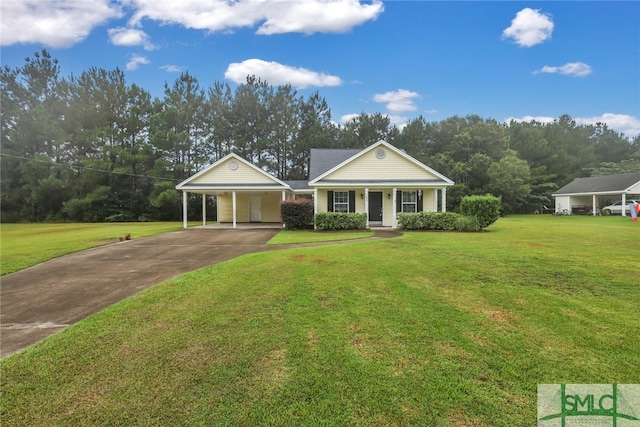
<box><xmin>0</xmin><ymin>228</ymin><xmax>279</xmax><ymax>358</ymax></box>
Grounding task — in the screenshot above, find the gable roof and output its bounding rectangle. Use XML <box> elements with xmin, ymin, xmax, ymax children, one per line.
<box><xmin>309</xmin><ymin>140</ymin><xmax>453</xmax><ymax>186</ymax></box>
<box><xmin>176</xmin><ymin>152</ymin><xmax>291</xmax><ymax>191</ymax></box>
<box><xmin>553</xmin><ymin>171</ymin><xmax>640</xmax><ymax>196</ymax></box>
<box><xmin>309</xmin><ymin>148</ymin><xmax>362</xmax><ymax>180</ymax></box>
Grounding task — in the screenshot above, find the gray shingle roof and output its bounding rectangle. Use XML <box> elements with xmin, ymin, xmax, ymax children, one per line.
<box><xmin>308</xmin><ymin>148</ymin><xmax>362</xmax><ymax>180</ymax></box>
<box><xmin>285</xmin><ymin>180</ymin><xmax>311</xmax><ymax>190</ymax></box>
<box><xmin>554</xmin><ymin>171</ymin><xmax>640</xmax><ymax>195</ymax></box>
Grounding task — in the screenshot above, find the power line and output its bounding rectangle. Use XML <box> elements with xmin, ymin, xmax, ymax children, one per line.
<box><xmin>0</xmin><ymin>152</ymin><xmax>181</xmax><ymax>182</ymax></box>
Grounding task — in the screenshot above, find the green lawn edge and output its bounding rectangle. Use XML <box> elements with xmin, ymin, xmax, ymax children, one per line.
<box><xmin>1</xmin><ymin>216</ymin><xmax>639</xmax><ymax>425</ymax></box>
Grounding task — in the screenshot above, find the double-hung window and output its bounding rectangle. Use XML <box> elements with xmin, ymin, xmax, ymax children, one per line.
<box><xmin>402</xmin><ymin>191</ymin><xmax>417</xmax><ymax>213</ymax></box>
<box><xmin>334</xmin><ymin>191</ymin><xmax>349</xmax><ymax>213</ymax></box>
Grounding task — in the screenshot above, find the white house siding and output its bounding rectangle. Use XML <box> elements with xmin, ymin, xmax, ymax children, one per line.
<box><xmin>324</xmin><ymin>149</ymin><xmax>437</xmax><ymax>181</ymax></box>
<box><xmin>190</xmin><ymin>158</ymin><xmax>276</xmax><ymax>185</ymax></box>
<box><xmin>316</xmin><ymin>190</ymin><xmax>329</xmax><ymax>214</ymax></box>
<box><xmin>217</xmin><ymin>192</ymin><xmax>283</xmax><ymax>223</ymax></box>
<box><xmin>555</xmin><ymin>196</ymin><xmax>571</xmax><ymax>213</ymax></box>
<box><xmin>262</xmin><ymin>194</ymin><xmax>283</xmax><ymax>222</ymax></box>
<box><xmin>316</xmin><ymin>187</ymin><xmax>438</xmax><ymax>227</ymax></box>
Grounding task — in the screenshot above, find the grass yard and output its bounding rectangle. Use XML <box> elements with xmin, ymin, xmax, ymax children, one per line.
<box><xmin>1</xmin><ymin>215</ymin><xmax>639</xmax><ymax>426</ymax></box>
<box><xmin>0</xmin><ymin>222</ymin><xmax>189</xmax><ymax>275</ymax></box>
<box><xmin>267</xmin><ymin>229</ymin><xmax>374</xmax><ymax>245</ymax></box>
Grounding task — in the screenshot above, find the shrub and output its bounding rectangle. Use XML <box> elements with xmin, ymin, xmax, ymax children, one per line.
<box><xmin>459</xmin><ymin>195</ymin><xmax>501</xmax><ymax>229</ymax></box>
<box><xmin>315</xmin><ymin>212</ymin><xmax>367</xmax><ymax>230</ymax></box>
<box><xmin>281</xmin><ymin>199</ymin><xmax>314</xmax><ymax>230</ymax></box>
<box><xmin>454</xmin><ymin>215</ymin><xmax>481</xmax><ymax>232</ymax></box>
<box><xmin>397</xmin><ymin>212</ymin><xmax>460</xmax><ymax>231</ymax></box>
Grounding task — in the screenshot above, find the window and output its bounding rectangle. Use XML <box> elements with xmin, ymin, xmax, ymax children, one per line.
<box><xmin>334</xmin><ymin>191</ymin><xmax>349</xmax><ymax>213</ymax></box>
<box><xmin>402</xmin><ymin>191</ymin><xmax>417</xmax><ymax>213</ymax></box>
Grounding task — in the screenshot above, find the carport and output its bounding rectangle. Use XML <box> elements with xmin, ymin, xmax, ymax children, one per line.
<box><xmin>552</xmin><ymin>172</ymin><xmax>640</xmax><ymax>216</ymax></box>
<box><xmin>175</xmin><ymin>153</ymin><xmax>311</xmax><ymax>228</ymax></box>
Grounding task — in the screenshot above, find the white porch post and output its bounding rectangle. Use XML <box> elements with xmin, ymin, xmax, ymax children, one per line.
<box><xmin>282</xmin><ymin>190</ymin><xmax>286</xmax><ymax>227</ymax></box>
<box><xmin>622</xmin><ymin>193</ymin><xmax>627</xmax><ymax>217</ymax></box>
<box><xmin>364</xmin><ymin>188</ymin><xmax>369</xmax><ymax>228</ymax></box>
<box><xmin>202</xmin><ymin>195</ymin><xmax>207</xmax><ymax>226</ymax></box>
<box><xmin>182</xmin><ymin>191</ymin><xmax>188</xmax><ymax>229</ymax></box>
<box><xmin>232</xmin><ymin>191</ymin><xmax>237</xmax><ymax>228</ymax></box>
<box><xmin>313</xmin><ymin>188</ymin><xmax>318</xmax><ymax>230</ymax></box>
<box><xmin>592</xmin><ymin>194</ymin><xmax>597</xmax><ymax>216</ymax></box>
<box><xmin>392</xmin><ymin>187</ymin><xmax>397</xmax><ymax>229</ymax></box>
<box><xmin>441</xmin><ymin>187</ymin><xmax>447</xmax><ymax>212</ymax></box>
<box><xmin>433</xmin><ymin>189</ymin><xmax>438</xmax><ymax>212</ymax></box>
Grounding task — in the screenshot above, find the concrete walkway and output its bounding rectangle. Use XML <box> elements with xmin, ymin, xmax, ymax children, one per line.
<box><xmin>0</xmin><ymin>227</ymin><xmax>401</xmax><ymax>358</ymax></box>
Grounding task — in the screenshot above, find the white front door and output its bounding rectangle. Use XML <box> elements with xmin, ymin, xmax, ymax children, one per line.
<box><xmin>250</xmin><ymin>195</ymin><xmax>262</xmax><ymax>222</ymax></box>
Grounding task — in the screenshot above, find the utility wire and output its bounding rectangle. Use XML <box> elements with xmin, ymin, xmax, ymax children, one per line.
<box><xmin>0</xmin><ymin>152</ymin><xmax>181</xmax><ymax>182</ymax></box>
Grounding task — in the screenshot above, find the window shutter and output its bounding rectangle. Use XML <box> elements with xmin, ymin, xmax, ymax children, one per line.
<box><xmin>327</xmin><ymin>191</ymin><xmax>334</xmax><ymax>212</ymax></box>
<box><xmin>348</xmin><ymin>191</ymin><xmax>355</xmax><ymax>213</ymax></box>
<box><xmin>417</xmin><ymin>193</ymin><xmax>423</xmax><ymax>212</ymax></box>
<box><xmin>396</xmin><ymin>190</ymin><xmax>402</xmax><ymax>213</ymax></box>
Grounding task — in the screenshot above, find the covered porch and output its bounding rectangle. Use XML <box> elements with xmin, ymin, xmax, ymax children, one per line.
<box><xmin>312</xmin><ymin>185</ymin><xmax>449</xmax><ymax>229</ymax></box>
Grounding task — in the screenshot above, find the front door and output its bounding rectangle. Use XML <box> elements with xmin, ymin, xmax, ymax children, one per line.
<box><xmin>368</xmin><ymin>192</ymin><xmax>383</xmax><ymax>223</ymax></box>
<box><xmin>250</xmin><ymin>195</ymin><xmax>262</xmax><ymax>222</ymax></box>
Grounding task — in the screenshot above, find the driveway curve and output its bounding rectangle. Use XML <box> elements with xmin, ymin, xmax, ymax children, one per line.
<box><xmin>1</xmin><ymin>227</ymin><xmax>401</xmax><ymax>358</ymax></box>
<box><xmin>1</xmin><ymin>228</ymin><xmax>279</xmax><ymax>359</ymax></box>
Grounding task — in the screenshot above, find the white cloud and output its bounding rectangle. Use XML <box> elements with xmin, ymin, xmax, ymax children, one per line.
<box><xmin>534</xmin><ymin>62</ymin><xmax>592</xmax><ymax>77</ymax></box>
<box><xmin>127</xmin><ymin>0</ymin><xmax>383</xmax><ymax>35</ymax></box>
<box><xmin>502</xmin><ymin>8</ymin><xmax>554</xmax><ymax>47</ymax></box>
<box><xmin>108</xmin><ymin>27</ymin><xmax>157</xmax><ymax>50</ymax></box>
<box><xmin>575</xmin><ymin>113</ymin><xmax>640</xmax><ymax>139</ymax></box>
<box><xmin>506</xmin><ymin>113</ymin><xmax>640</xmax><ymax>138</ymax></box>
<box><xmin>224</xmin><ymin>59</ymin><xmax>342</xmax><ymax>89</ymax></box>
<box><xmin>340</xmin><ymin>113</ymin><xmax>360</xmax><ymax>124</ymax></box>
<box><xmin>126</xmin><ymin>54</ymin><xmax>150</xmax><ymax>71</ymax></box>
<box><xmin>160</xmin><ymin>65</ymin><xmax>186</xmax><ymax>73</ymax></box>
<box><xmin>339</xmin><ymin>112</ymin><xmax>408</xmax><ymax>129</ymax></box>
<box><xmin>373</xmin><ymin>89</ymin><xmax>420</xmax><ymax>114</ymax></box>
<box><xmin>0</xmin><ymin>0</ymin><xmax>121</xmax><ymax>47</ymax></box>
<box><xmin>256</xmin><ymin>0</ymin><xmax>384</xmax><ymax>35</ymax></box>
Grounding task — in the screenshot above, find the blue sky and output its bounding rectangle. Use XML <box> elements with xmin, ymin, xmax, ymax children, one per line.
<box><xmin>2</xmin><ymin>1</ymin><xmax>639</xmax><ymax>138</ymax></box>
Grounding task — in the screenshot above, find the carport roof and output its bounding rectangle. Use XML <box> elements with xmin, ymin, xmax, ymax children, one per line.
<box><xmin>553</xmin><ymin>171</ymin><xmax>640</xmax><ymax>196</ymax></box>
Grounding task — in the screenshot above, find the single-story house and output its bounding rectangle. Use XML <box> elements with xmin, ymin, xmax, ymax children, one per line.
<box><xmin>552</xmin><ymin>171</ymin><xmax>640</xmax><ymax>216</ymax></box>
<box><xmin>176</xmin><ymin>140</ymin><xmax>454</xmax><ymax>228</ymax></box>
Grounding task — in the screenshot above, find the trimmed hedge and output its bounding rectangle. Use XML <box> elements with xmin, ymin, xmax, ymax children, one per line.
<box><xmin>281</xmin><ymin>199</ymin><xmax>314</xmax><ymax>230</ymax></box>
<box><xmin>315</xmin><ymin>212</ymin><xmax>367</xmax><ymax>231</ymax></box>
<box><xmin>459</xmin><ymin>194</ymin><xmax>501</xmax><ymax>229</ymax></box>
<box><xmin>398</xmin><ymin>194</ymin><xmax>500</xmax><ymax>232</ymax></box>
<box><xmin>397</xmin><ymin>212</ymin><xmax>460</xmax><ymax>231</ymax></box>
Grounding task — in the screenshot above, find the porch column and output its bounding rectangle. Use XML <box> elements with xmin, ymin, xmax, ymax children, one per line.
<box><xmin>182</xmin><ymin>191</ymin><xmax>188</xmax><ymax>229</ymax></box>
<box><xmin>441</xmin><ymin>187</ymin><xmax>447</xmax><ymax>212</ymax></box>
<box><xmin>433</xmin><ymin>189</ymin><xmax>438</xmax><ymax>212</ymax></box>
<box><xmin>282</xmin><ymin>190</ymin><xmax>286</xmax><ymax>227</ymax></box>
<box><xmin>202</xmin><ymin>195</ymin><xmax>207</xmax><ymax>226</ymax></box>
<box><xmin>313</xmin><ymin>188</ymin><xmax>318</xmax><ymax>230</ymax></box>
<box><xmin>364</xmin><ymin>188</ymin><xmax>369</xmax><ymax>229</ymax></box>
<box><xmin>392</xmin><ymin>187</ymin><xmax>398</xmax><ymax>229</ymax></box>
<box><xmin>232</xmin><ymin>191</ymin><xmax>237</xmax><ymax>228</ymax></box>
<box><xmin>622</xmin><ymin>193</ymin><xmax>627</xmax><ymax>217</ymax></box>
<box><xmin>592</xmin><ymin>194</ymin><xmax>597</xmax><ymax>216</ymax></box>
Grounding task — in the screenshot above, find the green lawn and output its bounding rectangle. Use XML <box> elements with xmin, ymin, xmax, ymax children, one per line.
<box><xmin>0</xmin><ymin>222</ymin><xmax>190</xmax><ymax>275</ymax></box>
<box><xmin>1</xmin><ymin>216</ymin><xmax>639</xmax><ymax>426</ymax></box>
<box><xmin>267</xmin><ymin>229</ymin><xmax>374</xmax><ymax>245</ymax></box>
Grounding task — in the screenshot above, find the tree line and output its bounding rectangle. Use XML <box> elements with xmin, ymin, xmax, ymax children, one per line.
<box><xmin>2</xmin><ymin>49</ymin><xmax>639</xmax><ymax>222</ymax></box>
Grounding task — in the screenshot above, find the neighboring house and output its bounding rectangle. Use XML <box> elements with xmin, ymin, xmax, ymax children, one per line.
<box><xmin>552</xmin><ymin>171</ymin><xmax>640</xmax><ymax>216</ymax></box>
<box><xmin>176</xmin><ymin>140</ymin><xmax>454</xmax><ymax>228</ymax></box>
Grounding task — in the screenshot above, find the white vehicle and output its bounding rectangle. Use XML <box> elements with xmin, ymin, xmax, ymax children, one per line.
<box><xmin>601</xmin><ymin>200</ymin><xmax>639</xmax><ymax>215</ymax></box>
